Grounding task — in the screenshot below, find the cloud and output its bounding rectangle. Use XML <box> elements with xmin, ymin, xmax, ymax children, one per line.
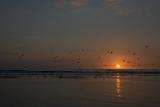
<box><xmin>105</xmin><ymin>0</ymin><xmax>130</xmax><ymax>16</ymax></box>
<box><xmin>55</xmin><ymin>0</ymin><xmax>130</xmax><ymax>15</ymax></box>
<box><xmin>0</xmin><ymin>51</ymin><xmax>14</xmax><ymax>56</ymax></box>
<box><xmin>56</xmin><ymin>0</ymin><xmax>88</xmax><ymax>7</ymax></box>
<box><xmin>55</xmin><ymin>0</ymin><xmax>144</xmax><ymax>16</ymax></box>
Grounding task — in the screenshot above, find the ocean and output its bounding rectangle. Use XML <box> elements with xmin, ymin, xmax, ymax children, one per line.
<box><xmin>0</xmin><ymin>69</ymin><xmax>160</xmax><ymax>107</ymax></box>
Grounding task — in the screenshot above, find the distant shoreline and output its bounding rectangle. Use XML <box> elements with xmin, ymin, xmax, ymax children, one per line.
<box><xmin>0</xmin><ymin>69</ymin><xmax>160</xmax><ymax>78</ymax></box>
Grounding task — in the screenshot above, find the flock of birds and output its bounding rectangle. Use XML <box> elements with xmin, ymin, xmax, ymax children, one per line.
<box><xmin>49</xmin><ymin>45</ymin><xmax>150</xmax><ymax>68</ymax></box>
<box><xmin>17</xmin><ymin>44</ymin><xmax>155</xmax><ymax>69</ymax></box>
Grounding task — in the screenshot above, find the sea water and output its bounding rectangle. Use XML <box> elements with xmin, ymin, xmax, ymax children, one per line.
<box><xmin>0</xmin><ymin>74</ymin><xmax>160</xmax><ymax>107</ymax></box>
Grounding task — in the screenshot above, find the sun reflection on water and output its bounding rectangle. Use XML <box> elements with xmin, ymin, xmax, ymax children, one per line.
<box><xmin>116</xmin><ymin>75</ymin><xmax>121</xmax><ymax>97</ymax></box>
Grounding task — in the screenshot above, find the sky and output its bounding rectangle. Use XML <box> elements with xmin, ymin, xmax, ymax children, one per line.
<box><xmin>0</xmin><ymin>0</ymin><xmax>160</xmax><ymax>70</ymax></box>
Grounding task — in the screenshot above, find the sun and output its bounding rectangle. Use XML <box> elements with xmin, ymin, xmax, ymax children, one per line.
<box><xmin>116</xmin><ymin>64</ymin><xmax>120</xmax><ymax>69</ymax></box>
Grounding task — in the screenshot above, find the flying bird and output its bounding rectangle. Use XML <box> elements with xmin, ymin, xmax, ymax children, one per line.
<box><xmin>145</xmin><ymin>45</ymin><xmax>149</xmax><ymax>49</ymax></box>
<box><xmin>122</xmin><ymin>59</ymin><xmax>126</xmax><ymax>62</ymax></box>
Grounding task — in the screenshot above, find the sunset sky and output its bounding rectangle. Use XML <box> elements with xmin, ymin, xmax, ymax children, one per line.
<box><xmin>0</xmin><ymin>0</ymin><xmax>160</xmax><ymax>69</ymax></box>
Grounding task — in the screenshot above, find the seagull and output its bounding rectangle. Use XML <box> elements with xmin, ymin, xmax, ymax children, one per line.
<box><xmin>145</xmin><ymin>45</ymin><xmax>149</xmax><ymax>49</ymax></box>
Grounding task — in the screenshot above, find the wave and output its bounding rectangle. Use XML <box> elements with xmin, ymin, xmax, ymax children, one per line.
<box><xmin>0</xmin><ymin>69</ymin><xmax>160</xmax><ymax>78</ymax></box>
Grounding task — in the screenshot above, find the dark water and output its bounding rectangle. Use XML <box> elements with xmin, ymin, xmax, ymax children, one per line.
<box><xmin>0</xmin><ymin>75</ymin><xmax>160</xmax><ymax>107</ymax></box>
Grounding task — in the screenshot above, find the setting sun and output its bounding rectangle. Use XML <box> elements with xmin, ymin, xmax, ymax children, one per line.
<box><xmin>116</xmin><ymin>64</ymin><xmax>120</xmax><ymax>68</ymax></box>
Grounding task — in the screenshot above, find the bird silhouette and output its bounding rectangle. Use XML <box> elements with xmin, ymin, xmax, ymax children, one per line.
<box><xmin>145</xmin><ymin>45</ymin><xmax>149</xmax><ymax>49</ymax></box>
